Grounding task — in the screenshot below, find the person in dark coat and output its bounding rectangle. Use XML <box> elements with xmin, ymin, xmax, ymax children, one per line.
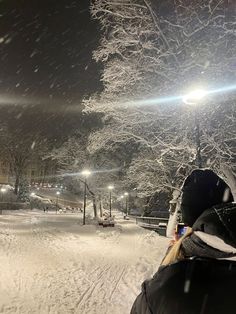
<box><xmin>131</xmin><ymin>169</ymin><xmax>235</xmax><ymax>314</ymax></box>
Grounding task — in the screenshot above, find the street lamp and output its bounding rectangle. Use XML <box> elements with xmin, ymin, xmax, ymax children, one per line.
<box><xmin>1</xmin><ymin>187</ymin><xmax>7</xmax><ymax>194</ymax></box>
<box><xmin>81</xmin><ymin>170</ymin><xmax>91</xmax><ymax>225</ymax></box>
<box><xmin>0</xmin><ymin>188</ymin><xmax>7</xmax><ymax>215</ymax></box>
<box><xmin>120</xmin><ymin>195</ymin><xmax>124</xmax><ymax>213</ymax></box>
<box><xmin>56</xmin><ymin>191</ymin><xmax>60</xmax><ymax>213</ymax></box>
<box><xmin>124</xmin><ymin>192</ymin><xmax>129</xmax><ymax>216</ymax></box>
<box><xmin>99</xmin><ymin>194</ymin><xmax>103</xmax><ymax>218</ymax></box>
<box><xmin>30</xmin><ymin>192</ymin><xmax>35</xmax><ymax>210</ymax></box>
<box><xmin>182</xmin><ymin>89</ymin><xmax>207</xmax><ymax>168</ymax></box>
<box><xmin>182</xmin><ymin>89</ymin><xmax>207</xmax><ymax>105</ymax></box>
<box><xmin>108</xmin><ymin>185</ymin><xmax>114</xmax><ymax>217</ymax></box>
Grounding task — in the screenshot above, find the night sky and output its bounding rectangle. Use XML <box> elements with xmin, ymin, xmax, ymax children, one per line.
<box><xmin>0</xmin><ymin>0</ymin><xmax>102</xmax><ymax>140</ymax></box>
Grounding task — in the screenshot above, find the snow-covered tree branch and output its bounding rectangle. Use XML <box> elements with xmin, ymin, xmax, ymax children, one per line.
<box><xmin>85</xmin><ymin>0</ymin><xmax>236</xmax><ymax>205</ymax></box>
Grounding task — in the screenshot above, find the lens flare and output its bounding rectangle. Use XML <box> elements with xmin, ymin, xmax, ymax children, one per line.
<box><xmin>119</xmin><ymin>83</ymin><xmax>236</xmax><ymax>108</ymax></box>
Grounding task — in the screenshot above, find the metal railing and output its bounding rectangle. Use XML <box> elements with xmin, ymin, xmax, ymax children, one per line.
<box><xmin>136</xmin><ymin>216</ymin><xmax>168</xmax><ymax>225</ymax></box>
<box><xmin>136</xmin><ymin>216</ymin><xmax>169</xmax><ymax>236</ymax></box>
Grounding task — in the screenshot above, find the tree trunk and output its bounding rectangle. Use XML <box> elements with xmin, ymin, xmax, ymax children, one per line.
<box><xmin>14</xmin><ymin>175</ymin><xmax>20</xmax><ymax>195</ymax></box>
<box><xmin>92</xmin><ymin>196</ymin><xmax>97</xmax><ymax>218</ymax></box>
<box><xmin>81</xmin><ymin>179</ymin><xmax>97</xmax><ymax>219</ymax></box>
<box><xmin>221</xmin><ymin>165</ymin><xmax>236</xmax><ymax>201</ymax></box>
<box><xmin>99</xmin><ymin>195</ymin><xmax>103</xmax><ymax>217</ymax></box>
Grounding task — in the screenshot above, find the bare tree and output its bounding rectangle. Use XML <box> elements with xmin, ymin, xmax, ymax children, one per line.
<box><xmin>47</xmin><ymin>134</ymin><xmax>123</xmax><ymax>217</ymax></box>
<box><xmin>0</xmin><ymin>125</ymin><xmax>46</xmax><ymax>195</ymax></box>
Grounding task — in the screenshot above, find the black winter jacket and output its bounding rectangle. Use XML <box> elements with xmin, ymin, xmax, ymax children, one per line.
<box><xmin>131</xmin><ymin>257</ymin><xmax>236</xmax><ymax>314</ymax></box>
<box><xmin>131</xmin><ymin>203</ymin><xmax>236</xmax><ymax>314</ymax></box>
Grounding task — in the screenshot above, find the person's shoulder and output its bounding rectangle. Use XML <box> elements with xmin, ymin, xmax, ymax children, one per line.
<box><xmin>144</xmin><ymin>257</ymin><xmax>236</xmax><ymax>314</ymax></box>
<box><xmin>193</xmin><ymin>202</ymin><xmax>236</xmax><ymax>247</ymax></box>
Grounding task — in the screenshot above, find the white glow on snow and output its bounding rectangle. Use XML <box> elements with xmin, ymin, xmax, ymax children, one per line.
<box><xmin>0</xmin><ymin>210</ymin><xmax>168</xmax><ymax>313</ymax></box>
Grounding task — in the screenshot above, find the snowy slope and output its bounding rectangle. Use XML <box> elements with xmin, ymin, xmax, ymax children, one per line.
<box><xmin>0</xmin><ymin>210</ymin><xmax>168</xmax><ymax>314</ymax></box>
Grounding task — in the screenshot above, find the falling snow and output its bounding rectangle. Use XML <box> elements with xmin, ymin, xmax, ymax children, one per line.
<box><xmin>0</xmin><ymin>1</ymin><xmax>101</xmax><ymax>106</ymax></box>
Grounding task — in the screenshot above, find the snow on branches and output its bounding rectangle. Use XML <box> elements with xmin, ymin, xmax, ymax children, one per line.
<box><xmin>91</xmin><ymin>0</ymin><xmax>236</xmax><ymax>97</ymax></box>
<box><xmin>85</xmin><ymin>0</ymin><xmax>236</xmax><ymax>199</ymax></box>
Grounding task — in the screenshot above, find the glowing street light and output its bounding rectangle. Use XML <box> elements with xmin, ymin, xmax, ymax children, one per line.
<box><xmin>120</xmin><ymin>195</ymin><xmax>125</xmax><ymax>213</ymax></box>
<box><xmin>99</xmin><ymin>194</ymin><xmax>103</xmax><ymax>218</ymax></box>
<box><xmin>108</xmin><ymin>185</ymin><xmax>114</xmax><ymax>217</ymax></box>
<box><xmin>124</xmin><ymin>192</ymin><xmax>129</xmax><ymax>215</ymax></box>
<box><xmin>30</xmin><ymin>192</ymin><xmax>36</xmax><ymax>211</ymax></box>
<box><xmin>56</xmin><ymin>191</ymin><xmax>60</xmax><ymax>213</ymax></box>
<box><xmin>0</xmin><ymin>187</ymin><xmax>7</xmax><ymax>215</ymax></box>
<box><xmin>81</xmin><ymin>169</ymin><xmax>91</xmax><ymax>225</ymax></box>
<box><xmin>182</xmin><ymin>88</ymin><xmax>207</xmax><ymax>168</ymax></box>
<box><xmin>182</xmin><ymin>89</ymin><xmax>207</xmax><ymax>105</ymax></box>
<box><xmin>81</xmin><ymin>170</ymin><xmax>92</xmax><ymax>177</ymax></box>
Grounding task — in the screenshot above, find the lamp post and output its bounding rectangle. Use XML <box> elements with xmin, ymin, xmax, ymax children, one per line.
<box><xmin>30</xmin><ymin>192</ymin><xmax>35</xmax><ymax>210</ymax></box>
<box><xmin>0</xmin><ymin>188</ymin><xmax>7</xmax><ymax>215</ymax></box>
<box><xmin>124</xmin><ymin>192</ymin><xmax>129</xmax><ymax>216</ymax></box>
<box><xmin>1</xmin><ymin>188</ymin><xmax>7</xmax><ymax>200</ymax></box>
<box><xmin>120</xmin><ymin>195</ymin><xmax>124</xmax><ymax>213</ymax></box>
<box><xmin>99</xmin><ymin>194</ymin><xmax>103</xmax><ymax>218</ymax></box>
<box><xmin>183</xmin><ymin>89</ymin><xmax>207</xmax><ymax>168</ymax></box>
<box><xmin>56</xmin><ymin>191</ymin><xmax>60</xmax><ymax>213</ymax></box>
<box><xmin>108</xmin><ymin>185</ymin><xmax>114</xmax><ymax>217</ymax></box>
<box><xmin>81</xmin><ymin>170</ymin><xmax>91</xmax><ymax>225</ymax></box>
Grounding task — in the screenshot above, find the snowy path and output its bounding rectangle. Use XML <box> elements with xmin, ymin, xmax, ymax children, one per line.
<box><xmin>0</xmin><ymin>211</ymin><xmax>168</xmax><ymax>314</ymax></box>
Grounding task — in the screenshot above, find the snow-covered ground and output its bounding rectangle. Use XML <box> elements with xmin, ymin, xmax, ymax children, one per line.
<box><xmin>0</xmin><ymin>210</ymin><xmax>168</xmax><ymax>314</ymax></box>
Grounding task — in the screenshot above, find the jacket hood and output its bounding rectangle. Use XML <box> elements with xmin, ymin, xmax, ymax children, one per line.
<box><xmin>180</xmin><ymin>169</ymin><xmax>233</xmax><ymax>227</ymax></box>
<box><xmin>192</xmin><ymin>203</ymin><xmax>236</xmax><ymax>249</ymax></box>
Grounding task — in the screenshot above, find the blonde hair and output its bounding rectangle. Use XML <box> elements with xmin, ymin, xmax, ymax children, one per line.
<box><xmin>161</xmin><ymin>227</ymin><xmax>192</xmax><ymax>266</ymax></box>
